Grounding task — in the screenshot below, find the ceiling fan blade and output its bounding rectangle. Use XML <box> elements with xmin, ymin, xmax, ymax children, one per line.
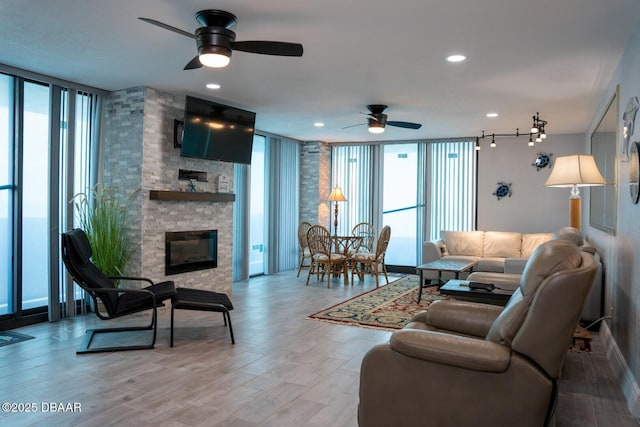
<box><xmin>342</xmin><ymin>123</ymin><xmax>367</xmax><ymax>130</ymax></box>
<box><xmin>232</xmin><ymin>41</ymin><xmax>303</xmax><ymax>56</ymax></box>
<box><xmin>184</xmin><ymin>56</ymin><xmax>203</xmax><ymax>70</ymax></box>
<box><xmin>359</xmin><ymin>112</ymin><xmax>377</xmax><ymax>120</ymax></box>
<box><xmin>387</xmin><ymin>121</ymin><xmax>422</xmax><ymax>130</ymax></box>
<box><xmin>138</xmin><ymin>17</ymin><xmax>196</xmax><ymax>39</ymax></box>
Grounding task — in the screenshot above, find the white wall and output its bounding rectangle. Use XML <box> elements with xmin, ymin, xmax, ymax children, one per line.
<box><xmin>477</xmin><ymin>133</ymin><xmax>584</xmax><ymax>232</ymax></box>
<box><xmin>583</xmin><ymin>22</ymin><xmax>640</xmax><ymax>416</ymax></box>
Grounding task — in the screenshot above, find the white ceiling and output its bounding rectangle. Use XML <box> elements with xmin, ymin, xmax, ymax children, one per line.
<box><xmin>1</xmin><ymin>0</ymin><xmax>639</xmax><ymax>143</ymax></box>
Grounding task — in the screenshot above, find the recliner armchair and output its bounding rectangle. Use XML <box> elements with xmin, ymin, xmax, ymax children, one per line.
<box><xmin>358</xmin><ymin>239</ymin><xmax>598</xmax><ymax>427</ymax></box>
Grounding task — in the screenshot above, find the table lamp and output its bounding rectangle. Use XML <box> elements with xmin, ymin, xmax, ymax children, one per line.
<box><xmin>544</xmin><ymin>154</ymin><xmax>606</xmax><ymax>230</ymax></box>
<box><xmin>328</xmin><ymin>186</ymin><xmax>347</xmax><ymax>235</ymax></box>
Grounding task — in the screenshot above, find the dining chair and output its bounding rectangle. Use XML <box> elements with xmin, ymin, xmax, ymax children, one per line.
<box><xmin>296</xmin><ymin>221</ymin><xmax>313</xmax><ymax>277</ymax></box>
<box><xmin>351</xmin><ymin>225</ymin><xmax>391</xmax><ymax>288</ymax></box>
<box><xmin>306</xmin><ymin>224</ymin><xmax>349</xmax><ymax>288</ymax></box>
<box><xmin>351</xmin><ymin>222</ymin><xmax>376</xmax><ymax>254</ymax></box>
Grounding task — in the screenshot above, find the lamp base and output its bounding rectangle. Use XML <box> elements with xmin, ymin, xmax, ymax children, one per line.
<box><xmin>570</xmin><ymin>197</ymin><xmax>581</xmax><ymax>231</ymax></box>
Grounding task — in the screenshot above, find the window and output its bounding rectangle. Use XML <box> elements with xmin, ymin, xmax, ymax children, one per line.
<box><xmin>0</xmin><ymin>74</ymin><xmax>12</xmax><ymax>315</ymax></box>
<box><xmin>0</xmin><ymin>70</ymin><xmax>102</xmax><ymax>328</ymax></box>
<box><xmin>330</xmin><ymin>139</ymin><xmax>476</xmax><ymax>267</ymax></box>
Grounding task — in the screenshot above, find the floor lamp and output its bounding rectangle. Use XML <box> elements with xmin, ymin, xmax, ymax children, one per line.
<box><xmin>544</xmin><ymin>154</ymin><xmax>606</xmax><ymax>231</ymax></box>
<box><xmin>328</xmin><ymin>186</ymin><xmax>347</xmax><ymax>236</ymax></box>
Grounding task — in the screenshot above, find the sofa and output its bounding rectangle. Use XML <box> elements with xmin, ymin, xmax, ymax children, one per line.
<box><xmin>422</xmin><ymin>227</ymin><xmax>603</xmax><ymax>321</ymax></box>
<box><xmin>359</xmin><ymin>240</ymin><xmax>599</xmax><ymax>427</ymax></box>
<box><xmin>422</xmin><ymin>230</ymin><xmax>554</xmax><ymax>277</ymax></box>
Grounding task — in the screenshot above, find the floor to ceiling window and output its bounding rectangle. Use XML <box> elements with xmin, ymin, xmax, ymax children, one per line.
<box><xmin>233</xmin><ymin>134</ymin><xmax>300</xmax><ymax>281</ymax></box>
<box><xmin>20</xmin><ymin>81</ymin><xmax>51</xmax><ymax>310</ymax></box>
<box><xmin>382</xmin><ymin>143</ymin><xmax>420</xmax><ymax>266</ymax></box>
<box><xmin>330</xmin><ymin>139</ymin><xmax>476</xmax><ymax>268</ymax></box>
<box><xmin>0</xmin><ymin>69</ymin><xmax>102</xmax><ymax>329</ymax></box>
<box><xmin>249</xmin><ymin>134</ymin><xmax>266</xmax><ymax>276</ymax></box>
<box><xmin>0</xmin><ymin>74</ymin><xmax>12</xmax><ymax>316</ymax></box>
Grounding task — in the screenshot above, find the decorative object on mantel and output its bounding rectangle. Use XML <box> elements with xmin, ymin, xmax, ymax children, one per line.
<box><xmin>178</xmin><ymin>169</ymin><xmax>207</xmax><ymax>182</ymax></box>
<box><xmin>187</xmin><ymin>179</ymin><xmax>198</xmax><ymax>192</ymax></box>
<box><xmin>217</xmin><ymin>174</ymin><xmax>231</xmax><ymax>193</ymax></box>
<box><xmin>532</xmin><ymin>152</ymin><xmax>553</xmax><ymax>171</ymax></box>
<box><xmin>623</xmin><ymin>96</ymin><xmax>638</xmax><ymax>160</ymax></box>
<box><xmin>475</xmin><ymin>112</ymin><xmax>548</xmax><ymax>150</ymax></box>
<box><xmin>493</xmin><ymin>182</ymin><xmax>512</xmax><ymax>200</ymax></box>
<box><xmin>629</xmin><ymin>141</ymin><xmax>640</xmax><ymax>204</ymax></box>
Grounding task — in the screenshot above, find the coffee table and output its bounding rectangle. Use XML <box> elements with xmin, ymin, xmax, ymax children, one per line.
<box><xmin>439</xmin><ymin>279</ymin><xmax>512</xmax><ymax>305</ymax></box>
<box><xmin>415</xmin><ymin>259</ymin><xmax>476</xmax><ymax>303</ymax></box>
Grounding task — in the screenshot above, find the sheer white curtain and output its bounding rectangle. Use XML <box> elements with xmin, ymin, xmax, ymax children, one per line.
<box><xmin>266</xmin><ymin>136</ymin><xmax>300</xmax><ymax>274</ymax></box>
<box><xmin>330</xmin><ymin>139</ymin><xmax>476</xmax><ymax>267</ymax></box>
<box><xmin>233</xmin><ymin>134</ymin><xmax>300</xmax><ymax>280</ymax></box>
<box><xmin>425</xmin><ymin>140</ymin><xmax>477</xmax><ymax>241</ymax></box>
<box><xmin>330</xmin><ymin>145</ymin><xmax>373</xmax><ymax>235</ymax></box>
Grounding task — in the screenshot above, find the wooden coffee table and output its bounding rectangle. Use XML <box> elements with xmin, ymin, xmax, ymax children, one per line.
<box><xmin>415</xmin><ymin>259</ymin><xmax>476</xmax><ymax>303</ymax></box>
<box><xmin>439</xmin><ymin>279</ymin><xmax>513</xmax><ymax>305</ymax></box>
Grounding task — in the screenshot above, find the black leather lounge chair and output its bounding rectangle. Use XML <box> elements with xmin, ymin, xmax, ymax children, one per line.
<box><xmin>61</xmin><ymin>228</ymin><xmax>176</xmax><ymax>354</ymax></box>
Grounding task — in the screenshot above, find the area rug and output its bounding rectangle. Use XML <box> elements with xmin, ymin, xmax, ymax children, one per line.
<box><xmin>308</xmin><ymin>275</ymin><xmax>447</xmax><ymax>330</ymax></box>
<box><xmin>0</xmin><ymin>331</ymin><xmax>35</xmax><ymax>347</ymax></box>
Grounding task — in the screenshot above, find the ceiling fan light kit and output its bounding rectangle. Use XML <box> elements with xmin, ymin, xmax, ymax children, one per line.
<box><xmin>343</xmin><ymin>104</ymin><xmax>422</xmax><ymax>134</ymax></box>
<box><xmin>139</xmin><ymin>9</ymin><xmax>303</xmax><ymax>70</ymax></box>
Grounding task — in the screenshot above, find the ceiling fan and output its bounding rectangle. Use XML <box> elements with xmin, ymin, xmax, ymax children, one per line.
<box><xmin>344</xmin><ymin>105</ymin><xmax>422</xmax><ymax>134</ymax></box>
<box><xmin>138</xmin><ymin>9</ymin><xmax>303</xmax><ymax>69</ymax></box>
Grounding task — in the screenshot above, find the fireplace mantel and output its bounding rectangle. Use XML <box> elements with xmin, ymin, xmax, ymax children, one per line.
<box><xmin>149</xmin><ymin>190</ymin><xmax>235</xmax><ymax>202</ymax></box>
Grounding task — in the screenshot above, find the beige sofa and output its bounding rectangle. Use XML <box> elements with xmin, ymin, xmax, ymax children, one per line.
<box><xmin>422</xmin><ymin>227</ymin><xmax>603</xmax><ymax>321</ymax></box>
<box><xmin>422</xmin><ymin>230</ymin><xmax>553</xmax><ymax>276</ymax></box>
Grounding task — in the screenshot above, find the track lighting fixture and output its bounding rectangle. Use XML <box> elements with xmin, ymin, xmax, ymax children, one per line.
<box><xmin>477</xmin><ymin>113</ymin><xmax>549</xmax><ymax>149</ymax></box>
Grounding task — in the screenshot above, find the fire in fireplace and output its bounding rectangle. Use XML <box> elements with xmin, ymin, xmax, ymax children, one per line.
<box><xmin>165</xmin><ymin>230</ymin><xmax>218</xmax><ymax>275</ymax></box>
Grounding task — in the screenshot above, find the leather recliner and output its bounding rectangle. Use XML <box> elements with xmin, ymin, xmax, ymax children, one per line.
<box><xmin>358</xmin><ymin>239</ymin><xmax>598</xmax><ymax>427</ymax></box>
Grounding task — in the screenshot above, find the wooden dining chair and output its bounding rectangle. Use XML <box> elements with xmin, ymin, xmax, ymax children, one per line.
<box><xmin>351</xmin><ymin>222</ymin><xmax>376</xmax><ymax>254</ymax></box>
<box><xmin>351</xmin><ymin>225</ymin><xmax>391</xmax><ymax>288</ymax></box>
<box><xmin>296</xmin><ymin>221</ymin><xmax>313</xmax><ymax>277</ymax></box>
<box><xmin>306</xmin><ymin>224</ymin><xmax>349</xmax><ymax>288</ymax></box>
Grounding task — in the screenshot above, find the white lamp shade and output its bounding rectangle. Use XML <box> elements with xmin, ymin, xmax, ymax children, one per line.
<box><xmin>328</xmin><ymin>186</ymin><xmax>347</xmax><ymax>201</ymax></box>
<box><xmin>544</xmin><ymin>154</ymin><xmax>606</xmax><ymax>187</ymax></box>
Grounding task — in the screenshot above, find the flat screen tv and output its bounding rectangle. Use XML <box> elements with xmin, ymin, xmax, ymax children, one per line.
<box><xmin>180</xmin><ymin>95</ymin><xmax>256</xmax><ymax>164</ymax></box>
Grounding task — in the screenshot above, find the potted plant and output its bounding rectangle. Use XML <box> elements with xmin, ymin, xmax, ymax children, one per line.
<box><xmin>72</xmin><ymin>184</ymin><xmax>138</xmax><ymax>283</ymax></box>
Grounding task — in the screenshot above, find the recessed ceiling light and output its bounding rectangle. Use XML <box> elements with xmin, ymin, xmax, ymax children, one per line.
<box><xmin>314</xmin><ymin>122</ymin><xmax>325</xmax><ymax>127</ymax></box>
<box><xmin>446</xmin><ymin>54</ymin><xmax>466</xmax><ymax>63</ymax></box>
<box><xmin>206</xmin><ymin>83</ymin><xmax>221</xmax><ymax>90</ymax></box>
<box><xmin>486</xmin><ymin>112</ymin><xmax>499</xmax><ymax>118</ymax></box>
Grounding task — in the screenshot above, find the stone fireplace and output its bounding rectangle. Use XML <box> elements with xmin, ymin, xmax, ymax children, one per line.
<box><xmin>102</xmin><ymin>86</ymin><xmax>233</xmax><ymax>294</ymax></box>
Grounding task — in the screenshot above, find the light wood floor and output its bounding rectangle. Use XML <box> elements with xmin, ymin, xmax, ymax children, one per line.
<box><xmin>0</xmin><ymin>271</ymin><xmax>637</xmax><ymax>427</ymax></box>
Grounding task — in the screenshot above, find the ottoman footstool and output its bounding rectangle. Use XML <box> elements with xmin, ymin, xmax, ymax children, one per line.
<box><xmin>170</xmin><ymin>287</ymin><xmax>235</xmax><ymax>346</ymax></box>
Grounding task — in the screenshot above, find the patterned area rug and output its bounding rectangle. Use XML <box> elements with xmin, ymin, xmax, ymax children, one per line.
<box><xmin>308</xmin><ymin>275</ymin><xmax>447</xmax><ymax>330</ymax></box>
<box><xmin>0</xmin><ymin>331</ymin><xmax>35</xmax><ymax>347</ymax></box>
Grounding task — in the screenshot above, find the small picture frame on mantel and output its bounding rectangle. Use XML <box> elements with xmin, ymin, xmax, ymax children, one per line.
<box><xmin>217</xmin><ymin>174</ymin><xmax>231</xmax><ymax>193</ymax></box>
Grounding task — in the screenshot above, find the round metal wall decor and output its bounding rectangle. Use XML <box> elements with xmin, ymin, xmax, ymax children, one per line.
<box><xmin>623</xmin><ymin>96</ymin><xmax>639</xmax><ymax>159</ymax></box>
<box><xmin>630</xmin><ymin>141</ymin><xmax>640</xmax><ymax>204</ymax></box>
<box><xmin>493</xmin><ymin>182</ymin><xmax>512</xmax><ymax>200</ymax></box>
<box><xmin>532</xmin><ymin>152</ymin><xmax>553</xmax><ymax>171</ymax></box>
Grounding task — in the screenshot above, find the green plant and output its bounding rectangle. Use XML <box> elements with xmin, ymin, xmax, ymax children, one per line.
<box><xmin>72</xmin><ymin>184</ymin><xmax>138</xmax><ymax>283</ymax></box>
